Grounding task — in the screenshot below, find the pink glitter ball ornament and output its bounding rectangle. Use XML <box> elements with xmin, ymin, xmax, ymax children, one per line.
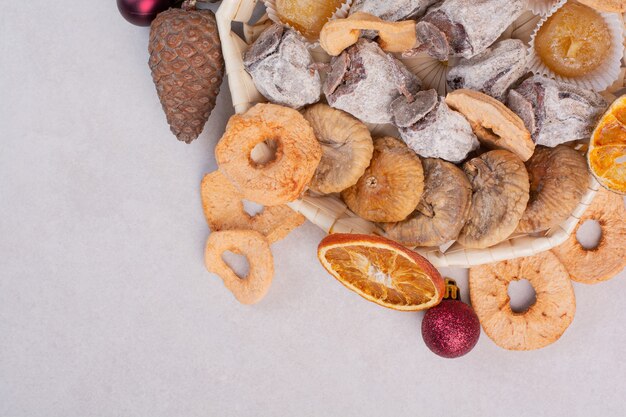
<box><xmin>421</xmin><ymin>278</ymin><xmax>480</xmax><ymax>358</ymax></box>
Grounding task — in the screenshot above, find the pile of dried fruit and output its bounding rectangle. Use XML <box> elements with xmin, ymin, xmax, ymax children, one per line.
<box><xmin>119</xmin><ymin>0</ymin><xmax>626</xmax><ymax>357</ymax></box>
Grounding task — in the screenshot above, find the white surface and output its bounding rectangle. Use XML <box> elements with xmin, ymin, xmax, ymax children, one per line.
<box><xmin>1</xmin><ymin>2</ymin><xmax>625</xmax><ymax>417</ymax></box>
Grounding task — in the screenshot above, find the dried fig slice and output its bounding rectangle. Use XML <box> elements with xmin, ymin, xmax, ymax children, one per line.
<box><xmin>341</xmin><ymin>137</ymin><xmax>424</xmax><ymax>222</ymax></box>
<box><xmin>551</xmin><ymin>188</ymin><xmax>626</xmax><ymax>284</ymax></box>
<box><xmin>201</xmin><ymin>171</ymin><xmax>305</xmax><ymax>243</ymax></box>
<box><xmin>204</xmin><ymin>230</ymin><xmax>274</xmax><ymax>305</ymax></box>
<box><xmin>458</xmin><ymin>150</ymin><xmax>530</xmax><ymax>249</ymax></box>
<box><xmin>469</xmin><ymin>251</ymin><xmax>576</xmax><ymax>351</ymax></box>
<box><xmin>302</xmin><ymin>104</ymin><xmax>374</xmax><ymax>194</ymax></box>
<box><xmin>446</xmin><ymin>89</ymin><xmax>535</xmax><ymax>161</ymax></box>
<box><xmin>516</xmin><ymin>146</ymin><xmax>589</xmax><ymax>234</ymax></box>
<box><xmin>382</xmin><ymin>158</ymin><xmax>472</xmax><ymax>247</ymax></box>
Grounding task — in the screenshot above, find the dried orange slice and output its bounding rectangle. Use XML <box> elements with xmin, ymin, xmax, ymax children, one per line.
<box><xmin>588</xmin><ymin>95</ymin><xmax>626</xmax><ymax>194</ymax></box>
<box><xmin>317</xmin><ymin>234</ymin><xmax>445</xmax><ymax>311</ymax></box>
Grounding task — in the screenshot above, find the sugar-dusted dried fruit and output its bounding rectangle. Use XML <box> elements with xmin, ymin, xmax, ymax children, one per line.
<box><xmin>349</xmin><ymin>0</ymin><xmax>438</xmax><ymax>21</ymax></box>
<box><xmin>201</xmin><ymin>171</ymin><xmax>305</xmax><ymax>243</ymax></box>
<box><xmin>382</xmin><ymin>158</ymin><xmax>472</xmax><ymax>247</ymax></box>
<box><xmin>469</xmin><ymin>251</ymin><xmax>576</xmax><ymax>350</ymax></box>
<box><xmin>324</xmin><ymin>39</ymin><xmax>422</xmax><ymax>124</ymax></box>
<box><xmin>320</xmin><ymin>12</ymin><xmax>418</xmax><ymax>56</ymax></box>
<box><xmin>341</xmin><ymin>137</ymin><xmax>424</xmax><ymax>222</ymax></box>
<box><xmin>398</xmin><ymin>96</ymin><xmax>479</xmax><ymax>163</ymax></box>
<box><xmin>244</xmin><ymin>24</ymin><xmax>321</xmax><ymax>109</ymax></box>
<box><xmin>412</xmin><ymin>0</ymin><xmax>526</xmax><ymax>60</ymax></box>
<box><xmin>317</xmin><ymin>233</ymin><xmax>445</xmax><ymax>311</ymax></box>
<box><xmin>447</xmin><ymin>39</ymin><xmax>528</xmax><ymax>101</ymax></box>
<box><xmin>458</xmin><ymin>150</ymin><xmax>530</xmax><ymax>249</ymax></box>
<box><xmin>391</xmin><ymin>89</ymin><xmax>439</xmax><ymax>128</ymax></box>
<box><xmin>551</xmin><ymin>188</ymin><xmax>626</xmax><ymax>284</ymax></box>
<box><xmin>534</xmin><ymin>2</ymin><xmax>611</xmax><ymax>78</ymax></box>
<box><xmin>302</xmin><ymin>104</ymin><xmax>374</xmax><ymax>194</ymax></box>
<box><xmin>446</xmin><ymin>89</ymin><xmax>534</xmax><ymax>161</ymax></box>
<box><xmin>507</xmin><ymin>75</ymin><xmax>607</xmax><ymax>147</ymax></box>
<box><xmin>588</xmin><ymin>94</ymin><xmax>626</xmax><ymax>195</ymax></box>
<box><xmin>204</xmin><ymin>230</ymin><xmax>274</xmax><ymax>305</ymax></box>
<box><xmin>274</xmin><ymin>0</ymin><xmax>345</xmax><ymax>41</ymax></box>
<box><xmin>216</xmin><ymin>103</ymin><xmax>322</xmax><ymax>206</ymax></box>
<box><xmin>516</xmin><ymin>146</ymin><xmax>589</xmax><ymax>234</ymax></box>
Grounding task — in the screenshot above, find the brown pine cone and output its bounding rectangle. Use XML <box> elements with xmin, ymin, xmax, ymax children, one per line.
<box><xmin>149</xmin><ymin>7</ymin><xmax>224</xmax><ymax>143</ymax></box>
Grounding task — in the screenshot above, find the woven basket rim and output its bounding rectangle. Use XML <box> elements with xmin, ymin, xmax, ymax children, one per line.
<box><xmin>215</xmin><ymin>0</ymin><xmax>605</xmax><ymax>268</ymax></box>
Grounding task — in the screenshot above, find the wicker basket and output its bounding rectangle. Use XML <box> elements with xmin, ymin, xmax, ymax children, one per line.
<box><xmin>215</xmin><ymin>0</ymin><xmax>604</xmax><ymax>268</ymax></box>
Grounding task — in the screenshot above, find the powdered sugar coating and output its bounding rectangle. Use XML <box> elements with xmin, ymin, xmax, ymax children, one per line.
<box><xmin>507</xmin><ymin>75</ymin><xmax>607</xmax><ymax>147</ymax></box>
<box><xmin>325</xmin><ymin>39</ymin><xmax>422</xmax><ymax>124</ymax></box>
<box><xmin>447</xmin><ymin>39</ymin><xmax>528</xmax><ymax>101</ymax></box>
<box><xmin>349</xmin><ymin>0</ymin><xmax>438</xmax><ymax>21</ymax></box>
<box><xmin>417</xmin><ymin>0</ymin><xmax>526</xmax><ymax>59</ymax></box>
<box><xmin>244</xmin><ymin>25</ymin><xmax>321</xmax><ymax>109</ymax></box>
<box><xmin>399</xmin><ymin>97</ymin><xmax>479</xmax><ymax>163</ymax></box>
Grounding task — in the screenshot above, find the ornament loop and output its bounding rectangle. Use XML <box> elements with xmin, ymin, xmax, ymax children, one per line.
<box><xmin>443</xmin><ymin>278</ymin><xmax>460</xmax><ymax>301</ymax></box>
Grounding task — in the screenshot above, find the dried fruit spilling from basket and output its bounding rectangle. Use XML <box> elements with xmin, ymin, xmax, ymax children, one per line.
<box><xmin>119</xmin><ymin>0</ymin><xmax>626</xmax><ymax>357</ymax></box>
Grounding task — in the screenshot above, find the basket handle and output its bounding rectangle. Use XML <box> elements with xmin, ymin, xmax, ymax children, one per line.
<box><xmin>216</xmin><ymin>0</ymin><xmax>265</xmax><ymax>114</ymax></box>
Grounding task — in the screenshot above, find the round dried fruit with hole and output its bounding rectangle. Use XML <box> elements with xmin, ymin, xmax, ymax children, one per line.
<box><xmin>469</xmin><ymin>251</ymin><xmax>576</xmax><ymax>351</ymax></box>
<box><xmin>457</xmin><ymin>150</ymin><xmax>530</xmax><ymax>249</ymax></box>
<box><xmin>204</xmin><ymin>230</ymin><xmax>274</xmax><ymax>305</ymax></box>
<box><xmin>302</xmin><ymin>104</ymin><xmax>374</xmax><ymax>194</ymax></box>
<box><xmin>201</xmin><ymin>171</ymin><xmax>305</xmax><ymax>243</ymax></box>
<box><xmin>216</xmin><ymin>103</ymin><xmax>322</xmax><ymax>206</ymax></box>
<box><xmin>516</xmin><ymin>145</ymin><xmax>590</xmax><ymax>234</ymax></box>
<box><xmin>551</xmin><ymin>188</ymin><xmax>626</xmax><ymax>284</ymax></box>
<box><xmin>341</xmin><ymin>136</ymin><xmax>424</xmax><ymax>222</ymax></box>
<box><xmin>382</xmin><ymin>158</ymin><xmax>472</xmax><ymax>247</ymax></box>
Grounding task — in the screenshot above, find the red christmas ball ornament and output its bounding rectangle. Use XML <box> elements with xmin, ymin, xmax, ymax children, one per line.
<box><xmin>421</xmin><ymin>278</ymin><xmax>480</xmax><ymax>358</ymax></box>
<box><xmin>117</xmin><ymin>0</ymin><xmax>175</xmax><ymax>26</ymax></box>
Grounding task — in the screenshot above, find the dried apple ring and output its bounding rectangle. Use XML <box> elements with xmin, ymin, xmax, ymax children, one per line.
<box><xmin>204</xmin><ymin>230</ymin><xmax>274</xmax><ymax>305</ymax></box>
<box><xmin>216</xmin><ymin>103</ymin><xmax>322</xmax><ymax>206</ymax></box>
<box><xmin>201</xmin><ymin>171</ymin><xmax>305</xmax><ymax>243</ymax></box>
<box><xmin>551</xmin><ymin>188</ymin><xmax>626</xmax><ymax>284</ymax></box>
<box><xmin>469</xmin><ymin>251</ymin><xmax>576</xmax><ymax>351</ymax></box>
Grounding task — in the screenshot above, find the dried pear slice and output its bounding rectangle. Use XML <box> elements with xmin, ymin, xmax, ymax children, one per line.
<box><xmin>382</xmin><ymin>158</ymin><xmax>472</xmax><ymax>247</ymax></box>
<box><xmin>341</xmin><ymin>137</ymin><xmax>424</xmax><ymax>222</ymax></box>
<box><xmin>446</xmin><ymin>89</ymin><xmax>535</xmax><ymax>161</ymax></box>
<box><xmin>302</xmin><ymin>104</ymin><xmax>374</xmax><ymax>194</ymax></box>
<box><xmin>516</xmin><ymin>146</ymin><xmax>589</xmax><ymax>234</ymax></box>
<box><xmin>457</xmin><ymin>150</ymin><xmax>530</xmax><ymax>249</ymax></box>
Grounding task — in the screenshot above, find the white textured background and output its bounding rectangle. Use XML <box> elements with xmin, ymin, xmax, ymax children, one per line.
<box><xmin>1</xmin><ymin>2</ymin><xmax>625</xmax><ymax>416</ymax></box>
